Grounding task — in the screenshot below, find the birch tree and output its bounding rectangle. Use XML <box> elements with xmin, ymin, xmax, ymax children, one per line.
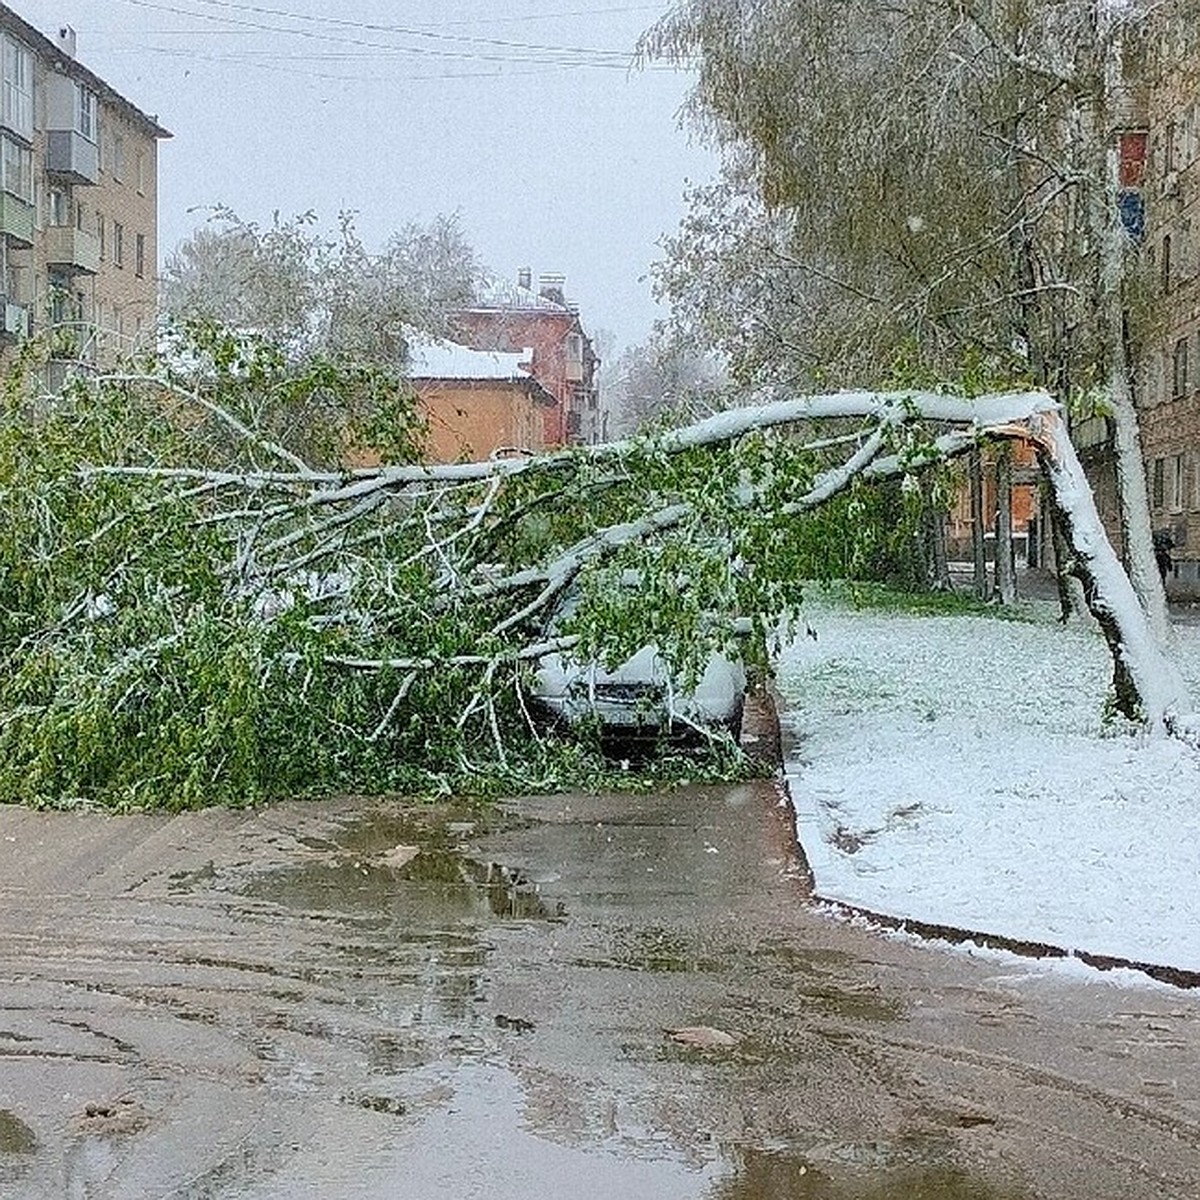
<box><xmin>643</xmin><ymin>0</ymin><xmax>1189</xmax><ymax>637</ymax></box>
<box><xmin>0</xmin><ymin>323</ymin><xmax>1192</xmax><ymax>810</ymax></box>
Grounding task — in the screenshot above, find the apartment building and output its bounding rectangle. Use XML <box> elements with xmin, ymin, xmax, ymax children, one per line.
<box><xmin>0</xmin><ymin>9</ymin><xmax>169</xmax><ymax>367</ymax></box>
<box><xmin>452</xmin><ymin>270</ymin><xmax>601</xmax><ymax>447</ymax></box>
<box><xmin>1132</xmin><ymin>14</ymin><xmax>1200</xmax><ymax>591</ymax></box>
<box><xmin>406</xmin><ymin>336</ymin><xmax>556</xmax><ymax>463</ymax></box>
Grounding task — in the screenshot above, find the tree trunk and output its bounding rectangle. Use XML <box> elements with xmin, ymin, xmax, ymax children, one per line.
<box><xmin>969</xmin><ymin>446</ymin><xmax>989</xmax><ymax>600</ymax></box>
<box><xmin>921</xmin><ymin>477</ymin><xmax>951</xmax><ymax>590</ymax></box>
<box><xmin>1032</xmin><ymin>411</ymin><xmax>1189</xmax><ymax>733</ymax></box>
<box><xmin>994</xmin><ymin>447</ymin><xmax>1016</xmax><ymax>604</ymax></box>
<box><xmin>1092</xmin><ymin>15</ymin><xmax>1171</xmax><ymax>646</ymax></box>
<box><xmin>1050</xmin><ymin>510</ymin><xmax>1083</xmax><ymax>623</ymax></box>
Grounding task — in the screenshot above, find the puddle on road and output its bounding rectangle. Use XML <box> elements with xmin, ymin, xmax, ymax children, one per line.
<box><xmin>0</xmin><ymin>1110</ymin><xmax>36</xmax><ymax>1154</ymax></box>
<box><xmin>710</xmin><ymin>1145</ymin><xmax>1026</xmax><ymax>1199</ymax></box>
<box><xmin>237</xmin><ymin>806</ymin><xmax>565</xmax><ymax>925</ymax></box>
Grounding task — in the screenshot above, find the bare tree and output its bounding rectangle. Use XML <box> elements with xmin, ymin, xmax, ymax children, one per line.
<box><xmin>603</xmin><ymin>330</ymin><xmax>729</xmax><ymax>436</ymax></box>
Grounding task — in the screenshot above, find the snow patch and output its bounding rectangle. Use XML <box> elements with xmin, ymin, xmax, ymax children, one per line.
<box><xmin>778</xmin><ymin>603</ymin><xmax>1200</xmax><ymax>978</ymax></box>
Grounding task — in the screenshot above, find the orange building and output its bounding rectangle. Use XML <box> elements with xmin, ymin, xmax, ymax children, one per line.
<box><xmin>408</xmin><ymin>336</ymin><xmax>556</xmax><ymax>463</ymax></box>
<box><xmin>453</xmin><ymin>271</ymin><xmax>601</xmax><ymax>446</ymax></box>
<box><xmin>946</xmin><ymin>439</ymin><xmax>1041</xmax><ymax>566</ymax></box>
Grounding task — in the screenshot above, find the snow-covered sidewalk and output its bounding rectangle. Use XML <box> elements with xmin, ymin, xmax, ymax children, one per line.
<box><xmin>775</xmin><ymin>598</ymin><xmax>1200</xmax><ymax>975</ymax></box>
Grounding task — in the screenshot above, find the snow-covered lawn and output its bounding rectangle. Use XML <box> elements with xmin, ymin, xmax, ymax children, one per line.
<box><xmin>775</xmin><ymin>597</ymin><xmax>1200</xmax><ymax>975</ymax></box>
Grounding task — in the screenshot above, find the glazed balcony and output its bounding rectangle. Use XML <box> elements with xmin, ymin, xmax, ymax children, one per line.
<box><xmin>45</xmin><ymin>225</ymin><xmax>100</xmax><ymax>275</ymax></box>
<box><xmin>46</xmin><ymin>130</ymin><xmax>99</xmax><ymax>185</ymax></box>
<box><xmin>0</xmin><ymin>193</ymin><xmax>33</xmax><ymax>248</ymax></box>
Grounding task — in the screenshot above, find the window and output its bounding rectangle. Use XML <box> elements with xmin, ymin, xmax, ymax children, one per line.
<box><xmin>76</xmin><ymin>86</ymin><xmax>97</xmax><ymax>142</ymax></box>
<box><xmin>97</xmin><ymin>212</ymin><xmax>105</xmax><ymax>260</ymax></box>
<box><xmin>0</xmin><ymin>36</ymin><xmax>32</xmax><ymax>140</ymax></box>
<box><xmin>113</xmin><ymin>222</ymin><xmax>124</xmax><ymax>267</ymax></box>
<box><xmin>564</xmin><ymin>331</ymin><xmax>584</xmax><ymax>382</ymax></box>
<box><xmin>47</xmin><ymin>186</ymin><xmax>69</xmax><ymax>226</ymax></box>
<box><xmin>1172</xmin><ymin>455</ymin><xmax>1186</xmax><ymax>512</ymax></box>
<box><xmin>1162</xmin><ymin>233</ymin><xmax>1173</xmax><ymax>293</ymax></box>
<box><xmin>1153</xmin><ymin>457</ymin><xmax>1165</xmax><ymax>509</ymax></box>
<box><xmin>0</xmin><ymin>136</ymin><xmax>31</xmax><ymax>202</ymax></box>
<box><xmin>136</xmin><ymin>151</ymin><xmax>145</xmax><ymax>195</ymax></box>
<box><xmin>1173</xmin><ymin>336</ymin><xmax>1189</xmax><ymax>398</ymax></box>
<box><xmin>135</xmin><ymin>232</ymin><xmax>145</xmax><ymax>278</ymax></box>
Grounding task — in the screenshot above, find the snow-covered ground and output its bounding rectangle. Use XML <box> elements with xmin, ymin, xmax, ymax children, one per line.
<box><xmin>775</xmin><ymin>597</ymin><xmax>1200</xmax><ymax>975</ymax></box>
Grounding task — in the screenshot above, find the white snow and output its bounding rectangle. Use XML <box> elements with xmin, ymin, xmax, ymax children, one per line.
<box><xmin>407</xmin><ymin>336</ymin><xmax>534</xmax><ymax>382</ymax></box>
<box><xmin>775</xmin><ymin>598</ymin><xmax>1200</xmax><ymax>976</ymax></box>
<box><xmin>468</xmin><ymin>276</ymin><xmax>571</xmax><ymax>313</ymax></box>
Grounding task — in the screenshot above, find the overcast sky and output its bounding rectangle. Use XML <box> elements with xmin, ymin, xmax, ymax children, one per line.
<box><xmin>13</xmin><ymin>0</ymin><xmax>716</xmax><ymax>354</ymax></box>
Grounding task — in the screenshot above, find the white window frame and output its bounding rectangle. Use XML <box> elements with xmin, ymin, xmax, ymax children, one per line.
<box><xmin>1</xmin><ymin>36</ymin><xmax>32</xmax><ymax>141</ymax></box>
<box><xmin>76</xmin><ymin>86</ymin><xmax>97</xmax><ymax>142</ymax></box>
<box><xmin>0</xmin><ymin>135</ymin><xmax>32</xmax><ymax>203</ymax></box>
<box><xmin>47</xmin><ymin>186</ymin><xmax>69</xmax><ymax>227</ymax></box>
<box><xmin>1172</xmin><ymin>453</ymin><xmax>1186</xmax><ymax>513</ymax></box>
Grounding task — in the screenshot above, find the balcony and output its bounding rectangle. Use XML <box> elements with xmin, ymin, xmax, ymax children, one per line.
<box><xmin>45</xmin><ymin>226</ymin><xmax>101</xmax><ymax>276</ymax></box>
<box><xmin>0</xmin><ymin>193</ymin><xmax>33</xmax><ymax>248</ymax></box>
<box><xmin>0</xmin><ymin>299</ymin><xmax>28</xmax><ymax>340</ymax></box>
<box><xmin>46</xmin><ymin>130</ymin><xmax>99</xmax><ymax>185</ymax></box>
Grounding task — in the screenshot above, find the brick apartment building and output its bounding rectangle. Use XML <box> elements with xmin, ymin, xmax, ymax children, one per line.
<box><xmin>406</xmin><ymin>336</ymin><xmax>556</xmax><ymax>463</ymax></box>
<box><xmin>1131</xmin><ymin>13</ymin><xmax>1200</xmax><ymax>592</ymax></box>
<box><xmin>452</xmin><ymin>270</ymin><xmax>601</xmax><ymax>448</ymax></box>
<box><xmin>0</xmin><ymin>9</ymin><xmax>168</xmax><ymax>371</ymax></box>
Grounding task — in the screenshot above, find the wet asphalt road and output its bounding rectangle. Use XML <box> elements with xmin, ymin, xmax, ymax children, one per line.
<box><xmin>1</xmin><ymin>778</ymin><xmax>1200</xmax><ymax>1199</ymax></box>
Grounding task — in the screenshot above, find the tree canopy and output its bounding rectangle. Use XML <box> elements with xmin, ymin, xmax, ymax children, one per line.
<box><xmin>642</xmin><ymin>0</ymin><xmax>1187</xmax><ymax>635</ymax></box>
<box><xmin>5</xmin><ymin>328</ymin><xmax>1149</xmax><ymax>812</ymax></box>
<box><xmin>161</xmin><ymin>208</ymin><xmax>483</xmax><ymax>365</ymax></box>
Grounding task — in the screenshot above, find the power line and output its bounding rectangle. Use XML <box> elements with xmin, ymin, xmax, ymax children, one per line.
<box><xmin>121</xmin><ymin>44</ymin><xmax>580</xmax><ymax>84</ymax></box>
<box><xmin>112</xmin><ymin>0</ymin><xmax>643</xmax><ymax>65</ymax></box>
<box><xmin>160</xmin><ymin>0</ymin><xmax>640</xmax><ymax>55</ymax></box>
<box><xmin>80</xmin><ymin>6</ymin><xmax>665</xmax><ymax>37</ymax></box>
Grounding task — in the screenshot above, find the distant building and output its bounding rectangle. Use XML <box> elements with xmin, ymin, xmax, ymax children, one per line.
<box><xmin>453</xmin><ymin>269</ymin><xmax>601</xmax><ymax>447</ymax></box>
<box><xmin>407</xmin><ymin>335</ymin><xmax>556</xmax><ymax>463</ymax></box>
<box><xmin>0</xmin><ymin>8</ymin><xmax>169</xmax><ymax>372</ymax></box>
<box><xmin>1131</xmin><ymin>15</ymin><xmax>1200</xmax><ymax>591</ymax></box>
<box><xmin>946</xmin><ymin>441</ymin><xmax>1041</xmax><ymax>570</ymax></box>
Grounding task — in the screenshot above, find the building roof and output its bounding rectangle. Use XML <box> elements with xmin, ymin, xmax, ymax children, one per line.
<box><xmin>408</xmin><ymin>336</ymin><xmax>557</xmax><ymax>406</ymax></box>
<box><xmin>0</xmin><ymin>5</ymin><xmax>171</xmax><ymax>139</ymax></box>
<box><xmin>468</xmin><ymin>276</ymin><xmax>572</xmax><ymax>314</ymax></box>
<box><xmin>409</xmin><ymin>336</ymin><xmax>532</xmax><ymax>381</ymax></box>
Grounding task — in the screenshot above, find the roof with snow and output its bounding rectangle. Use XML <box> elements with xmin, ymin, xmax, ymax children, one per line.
<box><xmin>408</xmin><ymin>336</ymin><xmax>535</xmax><ymax>382</ymax></box>
<box><xmin>468</xmin><ymin>276</ymin><xmax>572</xmax><ymax>313</ymax></box>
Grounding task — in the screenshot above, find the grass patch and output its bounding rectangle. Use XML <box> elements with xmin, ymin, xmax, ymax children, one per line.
<box><xmin>807</xmin><ymin>580</ymin><xmax>1039</xmax><ymax>621</ymax></box>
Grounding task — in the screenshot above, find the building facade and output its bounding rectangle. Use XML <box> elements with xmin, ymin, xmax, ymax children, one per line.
<box><xmin>452</xmin><ymin>270</ymin><xmax>601</xmax><ymax>447</ymax></box>
<box><xmin>0</xmin><ymin>10</ymin><xmax>169</xmax><ymax>370</ymax></box>
<box><xmin>405</xmin><ymin>336</ymin><xmax>556</xmax><ymax>463</ymax></box>
<box><xmin>1133</xmin><ymin>14</ymin><xmax>1200</xmax><ymax>591</ymax></box>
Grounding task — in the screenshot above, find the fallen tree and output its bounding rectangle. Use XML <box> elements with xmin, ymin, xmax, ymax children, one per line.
<box><xmin>0</xmin><ymin>334</ymin><xmax>1189</xmax><ymax>808</ymax></box>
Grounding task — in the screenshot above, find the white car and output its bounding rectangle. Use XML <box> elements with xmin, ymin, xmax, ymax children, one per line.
<box><xmin>531</xmin><ymin>643</ymin><xmax>746</xmax><ymax>738</ymax></box>
<box><xmin>529</xmin><ymin>574</ymin><xmax>747</xmax><ymax>740</ymax></box>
